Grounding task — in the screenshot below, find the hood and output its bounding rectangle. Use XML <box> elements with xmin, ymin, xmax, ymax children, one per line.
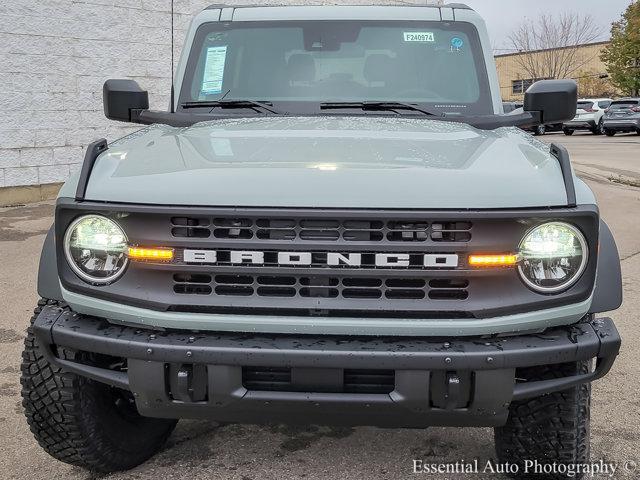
<box><xmin>84</xmin><ymin>116</ymin><xmax>569</xmax><ymax>209</ymax></box>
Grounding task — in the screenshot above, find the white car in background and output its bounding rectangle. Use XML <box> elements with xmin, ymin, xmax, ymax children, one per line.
<box><xmin>563</xmin><ymin>98</ymin><xmax>613</xmax><ymax>135</ymax></box>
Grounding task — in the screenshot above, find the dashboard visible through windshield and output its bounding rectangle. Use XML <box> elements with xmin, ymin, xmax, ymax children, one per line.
<box><xmin>179</xmin><ymin>20</ymin><xmax>492</xmax><ymax>116</ymax></box>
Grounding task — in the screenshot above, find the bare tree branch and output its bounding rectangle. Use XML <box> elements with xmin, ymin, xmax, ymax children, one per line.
<box><xmin>508</xmin><ymin>13</ymin><xmax>604</xmax><ymax>81</ymax></box>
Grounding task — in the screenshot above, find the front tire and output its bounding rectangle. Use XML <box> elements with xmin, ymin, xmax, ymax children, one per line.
<box><xmin>604</xmin><ymin>129</ymin><xmax>616</xmax><ymax>137</ymax></box>
<box><xmin>534</xmin><ymin>125</ymin><xmax>546</xmax><ymax>136</ymax></box>
<box><xmin>494</xmin><ymin>362</ymin><xmax>591</xmax><ymax>480</ymax></box>
<box><xmin>21</xmin><ymin>299</ymin><xmax>177</xmax><ymax>473</ymax></box>
<box><xmin>563</xmin><ymin>128</ymin><xmax>574</xmax><ymax>136</ymax></box>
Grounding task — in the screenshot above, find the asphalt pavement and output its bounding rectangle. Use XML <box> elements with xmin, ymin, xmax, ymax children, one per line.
<box><xmin>0</xmin><ymin>131</ymin><xmax>639</xmax><ymax>480</ymax></box>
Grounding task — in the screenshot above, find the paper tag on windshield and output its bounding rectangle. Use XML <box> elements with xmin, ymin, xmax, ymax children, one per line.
<box><xmin>201</xmin><ymin>46</ymin><xmax>227</xmax><ymax>94</ymax></box>
<box><xmin>403</xmin><ymin>32</ymin><xmax>435</xmax><ymax>43</ymax></box>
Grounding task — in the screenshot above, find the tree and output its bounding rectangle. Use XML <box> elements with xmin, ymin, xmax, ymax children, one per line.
<box><xmin>600</xmin><ymin>2</ymin><xmax>640</xmax><ymax>96</ymax></box>
<box><xmin>508</xmin><ymin>13</ymin><xmax>604</xmax><ymax>80</ymax></box>
<box><xmin>575</xmin><ymin>70</ymin><xmax>617</xmax><ymax>98</ymax></box>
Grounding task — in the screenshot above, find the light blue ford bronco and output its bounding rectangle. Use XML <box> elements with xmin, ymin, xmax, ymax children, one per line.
<box><xmin>22</xmin><ymin>4</ymin><xmax>622</xmax><ymax>477</ymax></box>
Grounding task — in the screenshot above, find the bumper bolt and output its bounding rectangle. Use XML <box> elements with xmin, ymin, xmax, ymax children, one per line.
<box><xmin>146</xmin><ymin>348</ymin><xmax>153</xmax><ymax>355</ymax></box>
<box><xmin>486</xmin><ymin>357</ymin><xmax>494</xmax><ymax>364</ymax></box>
<box><xmin>444</xmin><ymin>357</ymin><xmax>452</xmax><ymax>364</ymax></box>
<box><xmin>149</xmin><ymin>334</ymin><xmax>156</xmax><ymax>340</ymax></box>
<box><xmin>186</xmin><ymin>351</ymin><xmax>193</xmax><ymax>358</ymax></box>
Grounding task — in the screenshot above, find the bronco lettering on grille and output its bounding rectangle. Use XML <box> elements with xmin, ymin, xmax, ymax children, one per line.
<box><xmin>182</xmin><ymin>250</ymin><xmax>459</xmax><ymax>268</ymax></box>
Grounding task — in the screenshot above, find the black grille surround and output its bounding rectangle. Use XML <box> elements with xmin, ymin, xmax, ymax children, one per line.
<box><xmin>55</xmin><ymin>200</ymin><xmax>600</xmax><ymax>321</ymax></box>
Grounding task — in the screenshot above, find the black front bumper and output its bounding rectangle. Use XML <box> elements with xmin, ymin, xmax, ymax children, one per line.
<box><xmin>33</xmin><ymin>305</ymin><xmax>620</xmax><ymax>428</ymax></box>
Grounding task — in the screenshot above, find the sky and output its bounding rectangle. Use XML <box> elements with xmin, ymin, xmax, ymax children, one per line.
<box><xmin>458</xmin><ymin>0</ymin><xmax>635</xmax><ymax>53</ymax></box>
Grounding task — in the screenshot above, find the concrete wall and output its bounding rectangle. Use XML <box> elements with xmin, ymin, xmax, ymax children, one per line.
<box><xmin>0</xmin><ymin>0</ymin><xmax>426</xmax><ymax>199</ymax></box>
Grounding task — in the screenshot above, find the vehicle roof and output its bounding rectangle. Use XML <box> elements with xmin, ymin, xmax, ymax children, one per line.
<box><xmin>611</xmin><ymin>98</ymin><xmax>640</xmax><ymax>102</ymax></box>
<box><xmin>578</xmin><ymin>98</ymin><xmax>613</xmax><ymax>102</ymax></box>
<box><xmin>205</xmin><ymin>3</ymin><xmax>473</xmax><ymax>10</ymax></box>
<box><xmin>200</xmin><ymin>3</ymin><xmax>477</xmax><ymax>21</ymax></box>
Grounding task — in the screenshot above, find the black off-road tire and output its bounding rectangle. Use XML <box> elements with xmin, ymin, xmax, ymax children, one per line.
<box><xmin>494</xmin><ymin>362</ymin><xmax>591</xmax><ymax>479</ymax></box>
<box><xmin>563</xmin><ymin>128</ymin><xmax>574</xmax><ymax>136</ymax></box>
<box><xmin>21</xmin><ymin>299</ymin><xmax>177</xmax><ymax>473</ymax></box>
<box><xmin>604</xmin><ymin>129</ymin><xmax>615</xmax><ymax>137</ymax></box>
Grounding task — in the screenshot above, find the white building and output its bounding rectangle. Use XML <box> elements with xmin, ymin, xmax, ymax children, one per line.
<box><xmin>0</xmin><ymin>0</ymin><xmax>427</xmax><ymax>205</ymax></box>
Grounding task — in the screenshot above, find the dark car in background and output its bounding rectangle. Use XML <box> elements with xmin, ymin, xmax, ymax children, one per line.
<box><xmin>602</xmin><ymin>98</ymin><xmax>640</xmax><ymax>136</ymax></box>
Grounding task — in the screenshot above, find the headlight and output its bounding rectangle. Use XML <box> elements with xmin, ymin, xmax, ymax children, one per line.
<box><xmin>64</xmin><ymin>215</ymin><xmax>128</xmax><ymax>284</ymax></box>
<box><xmin>518</xmin><ymin>222</ymin><xmax>588</xmax><ymax>293</ymax></box>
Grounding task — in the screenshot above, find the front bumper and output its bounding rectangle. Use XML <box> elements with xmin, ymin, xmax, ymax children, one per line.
<box><xmin>33</xmin><ymin>305</ymin><xmax>620</xmax><ymax>428</ymax></box>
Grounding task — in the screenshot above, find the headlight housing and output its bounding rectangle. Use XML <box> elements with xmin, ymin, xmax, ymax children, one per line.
<box><xmin>518</xmin><ymin>222</ymin><xmax>588</xmax><ymax>293</ymax></box>
<box><xmin>63</xmin><ymin>215</ymin><xmax>128</xmax><ymax>284</ymax></box>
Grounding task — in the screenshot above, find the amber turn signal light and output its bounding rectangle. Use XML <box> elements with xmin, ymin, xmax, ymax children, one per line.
<box><xmin>127</xmin><ymin>247</ymin><xmax>174</xmax><ymax>262</ymax></box>
<box><xmin>468</xmin><ymin>254</ymin><xmax>518</xmax><ymax>267</ymax></box>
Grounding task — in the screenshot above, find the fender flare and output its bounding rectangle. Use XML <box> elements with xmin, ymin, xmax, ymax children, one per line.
<box><xmin>589</xmin><ymin>220</ymin><xmax>623</xmax><ymax>313</ymax></box>
<box><xmin>37</xmin><ymin>226</ymin><xmax>63</xmax><ymax>302</ymax></box>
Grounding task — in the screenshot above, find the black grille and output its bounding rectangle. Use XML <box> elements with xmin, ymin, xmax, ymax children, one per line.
<box><xmin>171</xmin><ymin>216</ymin><xmax>472</xmax><ymax>243</ymax></box>
<box><xmin>173</xmin><ymin>274</ymin><xmax>469</xmax><ymax>301</ymax></box>
<box><xmin>242</xmin><ymin>367</ymin><xmax>395</xmax><ymax>394</ymax></box>
<box><xmin>242</xmin><ymin>367</ymin><xmax>292</xmax><ymax>391</ymax></box>
<box><xmin>344</xmin><ymin>369</ymin><xmax>395</xmax><ymax>394</ymax></box>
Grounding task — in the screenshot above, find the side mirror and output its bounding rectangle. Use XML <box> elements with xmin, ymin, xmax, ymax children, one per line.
<box><xmin>524</xmin><ymin>80</ymin><xmax>577</xmax><ymax>124</ymax></box>
<box><xmin>103</xmin><ymin>79</ymin><xmax>149</xmax><ymax>123</ymax></box>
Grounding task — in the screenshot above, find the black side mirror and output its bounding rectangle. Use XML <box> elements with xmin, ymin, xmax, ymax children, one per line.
<box><xmin>103</xmin><ymin>79</ymin><xmax>149</xmax><ymax>123</ymax></box>
<box><xmin>524</xmin><ymin>80</ymin><xmax>577</xmax><ymax>124</ymax></box>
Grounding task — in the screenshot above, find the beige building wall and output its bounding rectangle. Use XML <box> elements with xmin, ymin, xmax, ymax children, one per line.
<box><xmin>495</xmin><ymin>41</ymin><xmax>615</xmax><ymax>101</ymax></box>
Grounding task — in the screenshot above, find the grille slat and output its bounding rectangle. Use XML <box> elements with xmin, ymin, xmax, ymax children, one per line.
<box><xmin>174</xmin><ymin>274</ymin><xmax>469</xmax><ymax>301</ymax></box>
<box><xmin>171</xmin><ymin>216</ymin><xmax>472</xmax><ymax>244</ymax></box>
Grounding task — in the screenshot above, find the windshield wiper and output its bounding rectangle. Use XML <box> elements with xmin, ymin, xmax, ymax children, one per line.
<box><xmin>181</xmin><ymin>100</ymin><xmax>283</xmax><ymax>115</ymax></box>
<box><xmin>321</xmin><ymin>101</ymin><xmax>444</xmax><ymax>117</ymax></box>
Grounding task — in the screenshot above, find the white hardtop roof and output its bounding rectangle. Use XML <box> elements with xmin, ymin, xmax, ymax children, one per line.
<box><xmin>198</xmin><ymin>4</ymin><xmax>477</xmax><ymax>22</ymax></box>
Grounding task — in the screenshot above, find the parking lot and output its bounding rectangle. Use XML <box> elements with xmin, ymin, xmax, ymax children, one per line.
<box><xmin>0</xmin><ymin>131</ymin><xmax>638</xmax><ymax>480</ymax></box>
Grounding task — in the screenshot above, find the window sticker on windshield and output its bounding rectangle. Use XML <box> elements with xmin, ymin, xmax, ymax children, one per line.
<box><xmin>403</xmin><ymin>32</ymin><xmax>435</xmax><ymax>43</ymax></box>
<box><xmin>201</xmin><ymin>46</ymin><xmax>227</xmax><ymax>94</ymax></box>
<box><xmin>450</xmin><ymin>37</ymin><xmax>464</xmax><ymax>51</ymax></box>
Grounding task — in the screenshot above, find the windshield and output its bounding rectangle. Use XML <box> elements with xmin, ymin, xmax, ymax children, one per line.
<box><xmin>179</xmin><ymin>21</ymin><xmax>492</xmax><ymax>116</ymax></box>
